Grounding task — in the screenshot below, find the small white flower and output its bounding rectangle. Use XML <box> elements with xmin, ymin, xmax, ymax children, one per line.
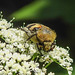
<box><xmin>19</xmin><ymin>67</ymin><xmax>27</xmax><ymax>75</ymax></box>
<box><xmin>6</xmin><ymin>59</ymin><xmax>15</xmax><ymax>67</ymax></box>
<box><xmin>0</xmin><ymin>50</ymin><xmax>4</xmax><ymax>56</ymax></box>
<box><xmin>26</xmin><ymin>71</ymin><xmax>31</xmax><ymax>75</ymax></box>
<box><xmin>42</xmin><ymin>68</ymin><xmax>47</xmax><ymax>73</ymax></box>
<box><xmin>12</xmin><ymin>63</ymin><xmax>21</xmax><ymax>70</ymax></box>
<box><xmin>0</xmin><ymin>70</ymin><xmax>7</xmax><ymax>75</ymax></box>
<box><xmin>67</xmin><ymin>67</ymin><xmax>73</xmax><ymax>71</ymax></box>
<box><xmin>8</xmin><ymin>72</ymin><xmax>12</xmax><ymax>75</ymax></box>
<box><xmin>29</xmin><ymin>61</ymin><xmax>39</xmax><ymax>71</ymax></box>
<box><xmin>5</xmin><ymin>53</ymin><xmax>12</xmax><ymax>59</ymax></box>
<box><xmin>24</xmin><ymin>42</ymin><xmax>29</xmax><ymax>48</ymax></box>
<box><xmin>29</xmin><ymin>44</ymin><xmax>37</xmax><ymax>55</ymax></box>
<box><xmin>35</xmin><ymin>71</ymin><xmax>45</xmax><ymax>75</ymax></box>
<box><xmin>12</xmin><ymin>53</ymin><xmax>20</xmax><ymax>60</ymax></box>
<box><xmin>11</xmin><ymin>68</ymin><xmax>17</xmax><ymax>73</ymax></box>
<box><xmin>22</xmin><ymin>61</ymin><xmax>30</xmax><ymax>68</ymax></box>
<box><xmin>0</xmin><ymin>42</ymin><xmax>6</xmax><ymax>48</ymax></box>
<box><xmin>19</xmin><ymin>70</ymin><xmax>24</xmax><ymax>75</ymax></box>
<box><xmin>3</xmin><ymin>49</ymin><xmax>10</xmax><ymax>54</ymax></box>
<box><xmin>21</xmin><ymin>54</ymin><xmax>31</xmax><ymax>61</ymax></box>
<box><xmin>0</xmin><ymin>65</ymin><xmax>3</xmax><ymax>70</ymax></box>
<box><xmin>0</xmin><ymin>19</ymin><xmax>12</xmax><ymax>29</ymax></box>
<box><xmin>17</xmin><ymin>43</ymin><xmax>24</xmax><ymax>49</ymax></box>
<box><xmin>48</xmin><ymin>72</ymin><xmax>55</xmax><ymax>75</ymax></box>
<box><xmin>68</xmin><ymin>71</ymin><xmax>72</xmax><ymax>75</ymax></box>
<box><xmin>0</xmin><ymin>55</ymin><xmax>3</xmax><ymax>60</ymax></box>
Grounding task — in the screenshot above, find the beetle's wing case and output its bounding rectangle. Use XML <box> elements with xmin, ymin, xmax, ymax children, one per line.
<box><xmin>36</xmin><ymin>25</ymin><xmax>56</xmax><ymax>51</ymax></box>
<box><xmin>37</xmin><ymin>25</ymin><xmax>56</xmax><ymax>43</ymax></box>
<box><xmin>26</xmin><ymin>23</ymin><xmax>42</xmax><ymax>31</ymax></box>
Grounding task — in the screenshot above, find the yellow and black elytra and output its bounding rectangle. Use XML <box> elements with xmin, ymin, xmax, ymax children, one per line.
<box><xmin>20</xmin><ymin>23</ymin><xmax>57</xmax><ymax>52</ymax></box>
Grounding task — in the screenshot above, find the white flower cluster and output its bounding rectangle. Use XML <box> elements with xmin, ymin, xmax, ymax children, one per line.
<box><xmin>0</xmin><ymin>17</ymin><xmax>73</xmax><ymax>75</ymax></box>
<box><xmin>0</xmin><ymin>18</ymin><xmax>55</xmax><ymax>75</ymax></box>
<box><xmin>49</xmin><ymin>46</ymin><xmax>73</xmax><ymax>75</ymax></box>
<box><xmin>0</xmin><ymin>19</ymin><xmax>12</xmax><ymax>29</ymax></box>
<box><xmin>48</xmin><ymin>72</ymin><xmax>55</xmax><ymax>75</ymax></box>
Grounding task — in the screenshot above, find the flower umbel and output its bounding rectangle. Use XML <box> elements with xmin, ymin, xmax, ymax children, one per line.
<box><xmin>0</xmin><ymin>15</ymin><xmax>73</xmax><ymax>75</ymax></box>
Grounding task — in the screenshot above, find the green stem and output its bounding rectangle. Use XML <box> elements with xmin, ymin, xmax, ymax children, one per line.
<box><xmin>32</xmin><ymin>56</ymin><xmax>36</xmax><ymax>61</ymax></box>
<box><xmin>49</xmin><ymin>56</ymin><xmax>67</xmax><ymax>70</ymax></box>
<box><xmin>32</xmin><ymin>53</ymin><xmax>39</xmax><ymax>61</ymax></box>
<box><xmin>0</xmin><ymin>35</ymin><xmax>5</xmax><ymax>41</ymax></box>
<box><xmin>45</xmin><ymin>62</ymin><xmax>51</xmax><ymax>68</ymax></box>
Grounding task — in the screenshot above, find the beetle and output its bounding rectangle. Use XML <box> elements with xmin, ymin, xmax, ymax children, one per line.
<box><xmin>20</xmin><ymin>23</ymin><xmax>56</xmax><ymax>52</ymax></box>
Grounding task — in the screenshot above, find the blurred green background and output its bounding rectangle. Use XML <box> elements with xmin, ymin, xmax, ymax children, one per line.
<box><xmin>0</xmin><ymin>0</ymin><xmax>75</xmax><ymax>75</ymax></box>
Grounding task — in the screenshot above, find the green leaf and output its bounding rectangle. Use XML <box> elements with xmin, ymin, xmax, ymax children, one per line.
<box><xmin>10</xmin><ymin>0</ymin><xmax>75</xmax><ymax>24</ymax></box>
<box><xmin>49</xmin><ymin>56</ymin><xmax>67</xmax><ymax>70</ymax></box>
<box><xmin>12</xmin><ymin>72</ymin><xmax>16</xmax><ymax>75</ymax></box>
<box><xmin>10</xmin><ymin>0</ymin><xmax>48</xmax><ymax>21</ymax></box>
<box><xmin>72</xmin><ymin>64</ymin><xmax>75</xmax><ymax>75</ymax></box>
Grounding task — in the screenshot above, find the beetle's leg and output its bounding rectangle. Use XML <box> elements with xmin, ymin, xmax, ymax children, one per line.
<box><xmin>19</xmin><ymin>27</ymin><xmax>28</xmax><ymax>34</ymax></box>
<box><xmin>50</xmin><ymin>40</ymin><xmax>56</xmax><ymax>50</ymax></box>
<box><xmin>19</xmin><ymin>27</ymin><xmax>37</xmax><ymax>41</ymax></box>
<box><xmin>26</xmin><ymin>34</ymin><xmax>36</xmax><ymax>41</ymax></box>
<box><xmin>36</xmin><ymin>43</ymin><xmax>43</xmax><ymax>55</ymax></box>
<box><xmin>43</xmin><ymin>40</ymin><xmax>51</xmax><ymax>52</ymax></box>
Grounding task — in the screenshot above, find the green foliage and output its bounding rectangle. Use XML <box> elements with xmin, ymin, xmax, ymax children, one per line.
<box><xmin>10</xmin><ymin>0</ymin><xmax>75</xmax><ymax>24</ymax></box>
<box><xmin>72</xmin><ymin>64</ymin><xmax>75</xmax><ymax>75</ymax></box>
<box><xmin>47</xmin><ymin>62</ymin><xmax>68</xmax><ymax>75</ymax></box>
<box><xmin>10</xmin><ymin>0</ymin><xmax>48</xmax><ymax>20</ymax></box>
